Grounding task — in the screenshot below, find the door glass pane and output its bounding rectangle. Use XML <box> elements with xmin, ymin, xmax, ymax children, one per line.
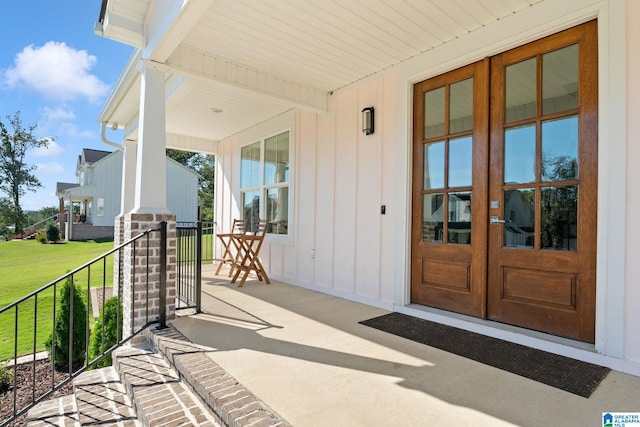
<box><xmin>448</xmin><ymin>192</ymin><xmax>472</xmax><ymax>244</ymax></box>
<box><xmin>423</xmin><ymin>193</ymin><xmax>444</xmax><ymax>242</ymax></box>
<box><xmin>542</xmin><ymin>186</ymin><xmax>577</xmax><ymax>251</ymax></box>
<box><xmin>264</xmin><ymin>131</ymin><xmax>289</xmax><ymax>185</ymax></box>
<box><xmin>505</xmin><ymin>57</ymin><xmax>536</xmax><ymax>122</ymax></box>
<box><xmin>543</xmin><ymin>44</ymin><xmax>579</xmax><ymax>115</ymax></box>
<box><xmin>241</xmin><ymin>190</ymin><xmax>260</xmax><ymax>232</ymax></box>
<box><xmin>241</xmin><ymin>142</ymin><xmax>261</xmax><ymax>189</ymax></box>
<box><xmin>424</xmin><ymin>141</ymin><xmax>444</xmax><ymax>190</ymax></box>
<box><xmin>450</xmin><ymin>78</ymin><xmax>473</xmax><ymax>133</ymax></box>
<box><xmin>504</xmin><ymin>188</ymin><xmax>535</xmax><ymax>248</ymax></box>
<box><xmin>424</xmin><ymin>87</ymin><xmax>445</xmax><ymax>138</ymax></box>
<box><xmin>542</xmin><ymin>116</ymin><xmax>578</xmax><ymax>182</ymax></box>
<box><xmin>265</xmin><ymin>187</ymin><xmax>289</xmax><ymax>235</ymax></box>
<box><xmin>448</xmin><ymin>136</ymin><xmax>472</xmax><ymax>188</ymax></box>
<box><xmin>504</xmin><ymin>124</ymin><xmax>536</xmax><ymax>184</ymax></box>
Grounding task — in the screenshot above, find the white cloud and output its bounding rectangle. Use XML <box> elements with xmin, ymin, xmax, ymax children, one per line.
<box><xmin>32</xmin><ymin>139</ymin><xmax>63</xmax><ymax>157</ymax></box>
<box><xmin>4</xmin><ymin>41</ymin><xmax>109</xmax><ymax>102</ymax></box>
<box><xmin>39</xmin><ymin>106</ymin><xmax>95</xmax><ymax>139</ymax></box>
<box><xmin>43</xmin><ymin>106</ymin><xmax>75</xmax><ymax>122</ymax></box>
<box><xmin>58</xmin><ymin>122</ymin><xmax>95</xmax><ymax>138</ymax></box>
<box><xmin>36</xmin><ymin>161</ymin><xmax>64</xmax><ymax>174</ymax></box>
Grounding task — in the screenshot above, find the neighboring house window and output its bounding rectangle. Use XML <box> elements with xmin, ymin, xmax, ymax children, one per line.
<box><xmin>240</xmin><ymin>130</ymin><xmax>290</xmax><ymax>235</ymax></box>
<box><xmin>97</xmin><ymin>198</ymin><xmax>104</xmax><ymax>216</ymax></box>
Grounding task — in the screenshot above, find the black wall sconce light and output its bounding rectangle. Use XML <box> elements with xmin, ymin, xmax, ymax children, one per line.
<box><xmin>362</xmin><ymin>107</ymin><xmax>375</xmax><ymax>135</ymax></box>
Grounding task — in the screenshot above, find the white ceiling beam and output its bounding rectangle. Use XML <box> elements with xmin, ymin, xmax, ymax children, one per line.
<box><xmin>167</xmin><ymin>45</ymin><xmax>329</xmax><ymax>112</ymax></box>
<box><xmin>167</xmin><ymin>133</ymin><xmax>218</xmax><ymax>155</ymax></box>
<box><xmin>143</xmin><ymin>0</ymin><xmax>213</xmax><ymax>62</ymax></box>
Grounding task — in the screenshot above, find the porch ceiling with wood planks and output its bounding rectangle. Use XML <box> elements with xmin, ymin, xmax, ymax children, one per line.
<box><xmin>96</xmin><ymin>0</ymin><xmax>544</xmax><ymax>149</ymax></box>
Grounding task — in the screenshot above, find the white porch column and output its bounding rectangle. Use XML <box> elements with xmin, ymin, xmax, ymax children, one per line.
<box><xmin>133</xmin><ymin>60</ymin><xmax>169</xmax><ymax>214</ymax></box>
<box><xmin>120</xmin><ymin>139</ymin><xmax>137</xmax><ymax>216</ymax></box>
<box><xmin>121</xmin><ymin>59</ymin><xmax>176</xmax><ymax>339</ymax></box>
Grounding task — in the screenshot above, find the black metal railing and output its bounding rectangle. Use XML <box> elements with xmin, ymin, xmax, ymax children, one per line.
<box><xmin>176</xmin><ymin>221</ymin><xmax>212</xmax><ymax>312</ymax></box>
<box><xmin>0</xmin><ymin>223</ymin><xmax>168</xmax><ymax>426</ymax></box>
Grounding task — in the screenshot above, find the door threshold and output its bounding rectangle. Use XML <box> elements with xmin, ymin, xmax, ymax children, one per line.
<box><xmin>397</xmin><ymin>303</ymin><xmax>600</xmax><ymax>363</ymax></box>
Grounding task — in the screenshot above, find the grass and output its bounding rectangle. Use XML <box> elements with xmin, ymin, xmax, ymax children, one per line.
<box><xmin>0</xmin><ymin>239</ymin><xmax>115</xmax><ymax>361</ymax></box>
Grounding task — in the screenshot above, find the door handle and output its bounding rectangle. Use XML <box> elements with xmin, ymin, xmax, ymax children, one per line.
<box><xmin>490</xmin><ymin>216</ymin><xmax>509</xmax><ymax>224</ymax></box>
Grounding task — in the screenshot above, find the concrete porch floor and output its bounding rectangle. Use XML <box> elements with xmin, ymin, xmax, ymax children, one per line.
<box><xmin>171</xmin><ymin>265</ymin><xmax>640</xmax><ymax>427</ymax></box>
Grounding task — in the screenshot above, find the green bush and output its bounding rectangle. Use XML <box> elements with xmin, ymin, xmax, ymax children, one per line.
<box><xmin>35</xmin><ymin>230</ymin><xmax>47</xmax><ymax>244</ymax></box>
<box><xmin>0</xmin><ymin>362</ymin><xmax>12</xmax><ymax>393</ymax></box>
<box><xmin>46</xmin><ymin>224</ymin><xmax>61</xmax><ymax>243</ymax></box>
<box><xmin>89</xmin><ymin>296</ymin><xmax>123</xmax><ymax>368</ymax></box>
<box><xmin>45</xmin><ymin>277</ymin><xmax>87</xmax><ymax>367</ymax></box>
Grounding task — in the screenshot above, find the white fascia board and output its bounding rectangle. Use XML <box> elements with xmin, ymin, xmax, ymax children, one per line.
<box><xmin>143</xmin><ymin>0</ymin><xmax>213</xmax><ymax>63</ymax></box>
<box><xmin>167</xmin><ymin>46</ymin><xmax>329</xmax><ymax>113</ymax></box>
<box><xmin>97</xmin><ymin>49</ymin><xmax>142</xmax><ymax>126</ymax></box>
<box><xmin>95</xmin><ymin>9</ymin><xmax>144</xmax><ymax>47</ymax></box>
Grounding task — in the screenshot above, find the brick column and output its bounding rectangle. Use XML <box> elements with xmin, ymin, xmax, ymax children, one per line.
<box><xmin>121</xmin><ymin>213</ymin><xmax>176</xmax><ymax>340</ymax></box>
<box><xmin>113</xmin><ymin>216</ymin><xmax>125</xmax><ymax>297</ymax></box>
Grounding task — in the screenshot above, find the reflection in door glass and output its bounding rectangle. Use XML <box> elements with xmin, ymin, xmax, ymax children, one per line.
<box><xmin>448</xmin><ymin>136</ymin><xmax>472</xmax><ymax>188</ymax></box>
<box><xmin>543</xmin><ymin>44</ymin><xmax>579</xmax><ymax>115</ymax></box>
<box><xmin>504</xmin><ymin>125</ymin><xmax>536</xmax><ymax>184</ymax></box>
<box><xmin>542</xmin><ymin>186</ymin><xmax>577</xmax><ymax>251</ymax></box>
<box><xmin>448</xmin><ymin>192</ymin><xmax>471</xmax><ymax>244</ymax></box>
<box><xmin>424</xmin><ymin>141</ymin><xmax>444</xmax><ymax>190</ymax></box>
<box><xmin>423</xmin><ymin>194</ymin><xmax>444</xmax><ymax>242</ymax></box>
<box><xmin>425</xmin><ymin>87</ymin><xmax>446</xmax><ymax>138</ymax></box>
<box><xmin>503</xmin><ymin>189</ymin><xmax>535</xmax><ymax>248</ymax></box>
<box><xmin>505</xmin><ymin>57</ymin><xmax>536</xmax><ymax>122</ymax></box>
<box><xmin>450</xmin><ymin>78</ymin><xmax>473</xmax><ymax>134</ymax></box>
<box><xmin>542</xmin><ymin>116</ymin><xmax>578</xmax><ymax>182</ymax></box>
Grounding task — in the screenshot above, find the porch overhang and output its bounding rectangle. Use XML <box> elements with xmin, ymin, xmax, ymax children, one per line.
<box><xmin>95</xmin><ymin>0</ymin><xmax>545</xmax><ymax>151</ymax></box>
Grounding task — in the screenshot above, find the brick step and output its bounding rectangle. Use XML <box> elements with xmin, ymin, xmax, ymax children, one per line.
<box><xmin>149</xmin><ymin>326</ymin><xmax>290</xmax><ymax>426</ymax></box>
<box><xmin>73</xmin><ymin>366</ymin><xmax>140</xmax><ymax>426</ymax></box>
<box><xmin>27</xmin><ymin>324</ymin><xmax>291</xmax><ymax>426</ymax></box>
<box><xmin>27</xmin><ymin>394</ymin><xmax>79</xmax><ymax>426</ymax></box>
<box><xmin>26</xmin><ymin>366</ymin><xmax>138</xmax><ymax>426</ymax></box>
<box><xmin>113</xmin><ymin>345</ymin><xmax>221</xmax><ymax>426</ymax></box>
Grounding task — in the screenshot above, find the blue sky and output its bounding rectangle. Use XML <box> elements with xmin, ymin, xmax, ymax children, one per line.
<box><xmin>0</xmin><ymin>1</ymin><xmax>134</xmax><ymax>211</ymax></box>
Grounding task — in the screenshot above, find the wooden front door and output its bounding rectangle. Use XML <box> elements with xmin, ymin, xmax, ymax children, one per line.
<box><xmin>411</xmin><ymin>21</ymin><xmax>598</xmax><ymax>342</ymax></box>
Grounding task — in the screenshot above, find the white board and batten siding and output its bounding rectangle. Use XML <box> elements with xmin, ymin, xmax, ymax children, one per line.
<box><xmin>215</xmin><ymin>75</ymin><xmax>398</xmax><ymax>309</ymax></box>
<box><xmin>92</xmin><ymin>151</ymin><xmax>123</xmax><ymax>227</ymax></box>
<box><xmin>91</xmin><ymin>151</ymin><xmax>198</xmax><ymax>225</ymax></box>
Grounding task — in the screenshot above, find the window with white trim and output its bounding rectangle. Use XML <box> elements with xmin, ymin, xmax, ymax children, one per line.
<box><xmin>240</xmin><ymin>130</ymin><xmax>290</xmax><ymax>235</ymax></box>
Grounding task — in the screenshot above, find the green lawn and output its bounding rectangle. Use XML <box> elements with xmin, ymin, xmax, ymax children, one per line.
<box><xmin>0</xmin><ymin>239</ymin><xmax>115</xmax><ymax>361</ymax></box>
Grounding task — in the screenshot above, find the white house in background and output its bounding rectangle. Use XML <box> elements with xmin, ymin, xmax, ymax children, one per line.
<box><xmin>94</xmin><ymin>0</ymin><xmax>640</xmax><ymax>377</ymax></box>
<box><xmin>55</xmin><ymin>148</ymin><xmax>199</xmax><ymax>240</ymax></box>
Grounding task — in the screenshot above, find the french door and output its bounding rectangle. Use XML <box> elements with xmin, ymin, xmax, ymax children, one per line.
<box><xmin>411</xmin><ymin>21</ymin><xmax>597</xmax><ymax>342</ymax></box>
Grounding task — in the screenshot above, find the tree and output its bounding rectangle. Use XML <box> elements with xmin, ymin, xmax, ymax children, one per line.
<box><xmin>45</xmin><ymin>276</ymin><xmax>88</xmax><ymax>367</ymax></box>
<box><xmin>166</xmin><ymin>148</ymin><xmax>200</xmax><ymax>172</ymax></box>
<box><xmin>0</xmin><ymin>112</ymin><xmax>50</xmax><ymax>234</ymax></box>
<box><xmin>198</xmin><ymin>155</ymin><xmax>215</xmax><ymax>221</ymax></box>
<box><xmin>46</xmin><ymin>223</ymin><xmax>61</xmax><ymax>243</ymax></box>
<box><xmin>89</xmin><ymin>296</ymin><xmax>123</xmax><ymax>368</ymax></box>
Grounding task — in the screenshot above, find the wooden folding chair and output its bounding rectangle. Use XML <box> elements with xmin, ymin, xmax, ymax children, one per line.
<box><xmin>231</xmin><ymin>218</ymin><xmax>270</xmax><ymax>287</ymax></box>
<box><xmin>214</xmin><ymin>219</ymin><xmax>247</xmax><ymax>276</ymax></box>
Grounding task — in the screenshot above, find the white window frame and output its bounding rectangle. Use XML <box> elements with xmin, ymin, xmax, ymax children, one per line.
<box><xmin>239</xmin><ymin>128</ymin><xmax>292</xmax><ymax>243</ymax></box>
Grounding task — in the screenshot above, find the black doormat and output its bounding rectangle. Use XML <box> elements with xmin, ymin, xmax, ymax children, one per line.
<box><xmin>360</xmin><ymin>312</ymin><xmax>609</xmax><ymax>397</ymax></box>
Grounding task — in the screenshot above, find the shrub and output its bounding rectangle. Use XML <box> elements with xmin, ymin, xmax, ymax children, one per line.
<box><xmin>35</xmin><ymin>230</ymin><xmax>47</xmax><ymax>244</ymax></box>
<box><xmin>0</xmin><ymin>363</ymin><xmax>13</xmax><ymax>393</ymax></box>
<box><xmin>45</xmin><ymin>277</ymin><xmax>87</xmax><ymax>367</ymax></box>
<box><xmin>46</xmin><ymin>224</ymin><xmax>61</xmax><ymax>243</ymax></box>
<box><xmin>89</xmin><ymin>296</ymin><xmax>123</xmax><ymax>368</ymax></box>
